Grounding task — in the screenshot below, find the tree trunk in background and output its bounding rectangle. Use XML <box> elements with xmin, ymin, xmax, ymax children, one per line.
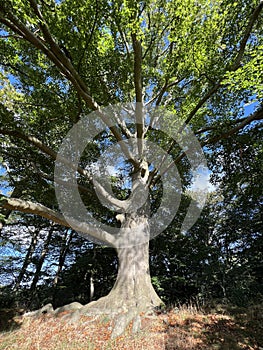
<box><xmin>90</xmin><ymin>274</ymin><xmax>94</xmax><ymax>301</ymax></box>
<box><xmin>53</xmin><ymin>229</ymin><xmax>73</xmax><ymax>286</ymax></box>
<box><xmin>30</xmin><ymin>225</ymin><xmax>53</xmax><ymax>294</ymax></box>
<box><xmin>14</xmin><ymin>227</ymin><xmax>39</xmax><ymax>289</ymax></box>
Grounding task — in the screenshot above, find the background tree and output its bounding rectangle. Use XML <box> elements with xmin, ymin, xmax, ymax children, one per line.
<box><xmin>0</xmin><ymin>0</ymin><xmax>262</xmax><ymax>336</ymax></box>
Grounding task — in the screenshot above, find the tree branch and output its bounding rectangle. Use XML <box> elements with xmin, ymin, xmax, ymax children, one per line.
<box><xmin>115</xmin><ymin>13</ymin><xmax>131</xmax><ymax>60</ymax></box>
<box><xmin>204</xmin><ymin>106</ymin><xmax>263</xmax><ymax>145</ymax></box>
<box><xmin>112</xmin><ymin>110</ymin><xmax>134</xmax><ymax>139</ymax></box>
<box><xmin>0</xmin><ymin>129</ymin><xmax>92</xmax><ymax>180</ymax></box>
<box><xmin>93</xmin><ymin>178</ymin><xmax>148</xmax><ymax>213</ymax></box>
<box><xmin>28</xmin><ymin>0</ymin><xmax>91</xmax><ymax>95</ymax></box>
<box><xmin>27</xmin><ymin>0</ymin><xmax>132</xmax><ymax>148</ymax></box>
<box><xmin>231</xmin><ymin>1</ymin><xmax>263</xmax><ymax>71</ymax></box>
<box><xmin>1</xmin><ymin>62</ymin><xmax>31</xmax><ymax>79</ymax></box>
<box><xmin>150</xmin><ymin>106</ymin><xmax>263</xmax><ymax>186</ymax></box>
<box><xmin>150</xmin><ymin>2</ymin><xmax>263</xmax><ymax>178</ymax></box>
<box><xmin>93</xmin><ymin>162</ymin><xmax>149</xmax><ymax>213</ymax></box>
<box><xmin>0</xmin><ymin>16</ymin><xmax>25</xmax><ymax>37</ymax></box>
<box><xmin>30</xmin><ymin>162</ymin><xmax>94</xmax><ymax>197</ymax></box>
<box><xmin>195</xmin><ymin>115</ymin><xmax>258</xmax><ymax>135</ymax></box>
<box><xmin>132</xmin><ymin>33</ymin><xmax>144</xmax><ymax>157</ymax></box>
<box><xmin>76</xmin><ymin>0</ymin><xmax>99</xmax><ymax>73</ymax></box>
<box><xmin>184</xmin><ymin>1</ymin><xmax>263</xmax><ymax>125</ymax></box>
<box><xmin>1</xmin><ymin>196</ymin><xmax>115</xmax><ymax>245</ymax></box>
<box><xmin>0</xmin><ymin>3</ymin><xmax>133</xmax><ymax>158</ymax></box>
<box><xmin>131</xmin><ymin>34</ymin><xmax>143</xmax><ymax>102</ymax></box>
<box><xmin>0</xmin><ymin>186</ymin><xmax>22</xmax><ymax>230</ymax></box>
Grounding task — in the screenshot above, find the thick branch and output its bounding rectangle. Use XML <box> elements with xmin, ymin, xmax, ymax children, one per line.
<box><xmin>0</xmin><ymin>4</ymin><xmax>132</xmax><ymax>157</ymax></box>
<box><xmin>132</xmin><ymin>33</ymin><xmax>144</xmax><ymax>156</ymax></box>
<box><xmin>151</xmin><ymin>107</ymin><xmax>263</xmax><ymax>186</ymax></box>
<box><xmin>185</xmin><ymin>1</ymin><xmax>263</xmax><ymax>125</ymax></box>
<box><xmin>93</xmin><ymin>177</ymin><xmax>148</xmax><ymax>213</ymax></box>
<box><xmin>0</xmin><ymin>129</ymin><xmax>92</xmax><ymax>180</ymax></box>
<box><xmin>0</xmin><ymin>186</ymin><xmax>22</xmax><ymax>230</ymax></box>
<box><xmin>0</xmin><ymin>12</ymin><xmax>84</xmax><ymax>98</ymax></box>
<box><xmin>0</xmin><ymin>16</ymin><xmax>25</xmax><ymax>37</ymax></box>
<box><xmin>28</xmin><ymin>0</ymin><xmax>90</xmax><ymax>94</ymax></box>
<box><xmin>93</xmin><ymin>161</ymin><xmax>149</xmax><ymax>213</ymax></box>
<box><xmin>231</xmin><ymin>1</ymin><xmax>263</xmax><ymax>71</ymax></box>
<box><xmin>1</xmin><ymin>196</ymin><xmax>115</xmax><ymax>244</ymax></box>
<box><xmin>25</xmin><ymin>1</ymin><xmax>130</xmax><ymax>147</ymax></box>
<box><xmin>131</xmin><ymin>33</ymin><xmax>142</xmax><ymax>96</ymax></box>
<box><xmin>112</xmin><ymin>111</ymin><xmax>134</xmax><ymax>139</ymax></box>
<box><xmin>204</xmin><ymin>106</ymin><xmax>263</xmax><ymax>145</ymax></box>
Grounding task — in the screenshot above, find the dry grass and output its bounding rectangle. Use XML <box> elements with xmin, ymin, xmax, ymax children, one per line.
<box><xmin>0</xmin><ymin>303</ymin><xmax>262</xmax><ymax>350</ymax></box>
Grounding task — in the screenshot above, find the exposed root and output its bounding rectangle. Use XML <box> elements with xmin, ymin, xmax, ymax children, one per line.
<box><xmin>111</xmin><ymin>309</ymin><xmax>138</xmax><ymax>338</ymax></box>
<box><xmin>23</xmin><ymin>296</ymin><xmax>163</xmax><ymax>338</ymax></box>
<box><xmin>78</xmin><ymin>294</ymin><xmax>160</xmax><ymax>338</ymax></box>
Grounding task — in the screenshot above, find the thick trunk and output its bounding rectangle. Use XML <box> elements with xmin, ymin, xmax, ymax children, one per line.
<box><xmin>31</xmin><ymin>216</ymin><xmax>162</xmax><ymax>338</ymax></box>
<box><xmin>80</xmin><ymin>215</ymin><xmax>163</xmax><ymax>337</ymax></box>
<box><xmin>109</xmin><ymin>242</ymin><xmax>162</xmax><ymax>310</ymax></box>
<box><xmin>83</xmin><ymin>241</ymin><xmax>162</xmax><ymax>314</ymax></box>
<box><xmin>82</xmin><ymin>215</ymin><xmax>161</xmax><ymax>312</ymax></box>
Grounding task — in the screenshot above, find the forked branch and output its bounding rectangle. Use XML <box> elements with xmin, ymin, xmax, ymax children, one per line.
<box><xmin>0</xmin><ymin>129</ymin><xmax>92</xmax><ymax>180</ymax></box>
<box><xmin>0</xmin><ymin>2</ymin><xmax>134</xmax><ymax>160</ymax></box>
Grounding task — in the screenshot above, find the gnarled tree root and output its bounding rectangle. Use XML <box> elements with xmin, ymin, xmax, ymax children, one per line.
<box><xmin>23</xmin><ymin>296</ymin><xmax>163</xmax><ymax>338</ymax></box>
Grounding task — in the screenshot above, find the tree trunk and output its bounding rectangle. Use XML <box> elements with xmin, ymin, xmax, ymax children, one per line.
<box><xmin>53</xmin><ymin>229</ymin><xmax>73</xmax><ymax>286</ymax></box>
<box><xmin>30</xmin><ymin>225</ymin><xmax>53</xmax><ymax>293</ymax></box>
<box><xmin>80</xmin><ymin>215</ymin><xmax>163</xmax><ymax>337</ymax></box>
<box><xmin>109</xmin><ymin>241</ymin><xmax>161</xmax><ymax>310</ymax></box>
<box><xmin>14</xmin><ymin>227</ymin><xmax>39</xmax><ymax>289</ymax></box>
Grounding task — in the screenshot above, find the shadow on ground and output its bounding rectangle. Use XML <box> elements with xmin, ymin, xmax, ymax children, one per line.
<box><xmin>0</xmin><ymin>309</ymin><xmax>23</xmax><ymax>332</ymax></box>
<box><xmin>164</xmin><ymin>304</ymin><xmax>263</xmax><ymax>350</ymax></box>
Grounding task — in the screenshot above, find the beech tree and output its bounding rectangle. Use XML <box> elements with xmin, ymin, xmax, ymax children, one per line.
<box><xmin>0</xmin><ymin>0</ymin><xmax>263</xmax><ymax>336</ymax></box>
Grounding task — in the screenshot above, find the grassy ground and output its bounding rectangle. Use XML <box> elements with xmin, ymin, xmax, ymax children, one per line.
<box><xmin>0</xmin><ymin>303</ymin><xmax>262</xmax><ymax>349</ymax></box>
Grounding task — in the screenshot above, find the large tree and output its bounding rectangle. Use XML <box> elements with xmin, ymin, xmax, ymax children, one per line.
<box><xmin>0</xmin><ymin>0</ymin><xmax>262</xmax><ymax>336</ymax></box>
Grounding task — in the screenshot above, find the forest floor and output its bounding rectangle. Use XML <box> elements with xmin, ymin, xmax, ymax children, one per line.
<box><xmin>0</xmin><ymin>303</ymin><xmax>262</xmax><ymax>350</ymax></box>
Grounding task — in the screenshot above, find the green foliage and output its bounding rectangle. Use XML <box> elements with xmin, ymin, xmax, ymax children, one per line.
<box><xmin>223</xmin><ymin>44</ymin><xmax>263</xmax><ymax>96</ymax></box>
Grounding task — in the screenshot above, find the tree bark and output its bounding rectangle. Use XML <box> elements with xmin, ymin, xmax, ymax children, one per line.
<box><xmin>110</xmin><ymin>240</ymin><xmax>162</xmax><ymax>309</ymax></box>
<box><xmin>80</xmin><ymin>215</ymin><xmax>163</xmax><ymax>337</ymax></box>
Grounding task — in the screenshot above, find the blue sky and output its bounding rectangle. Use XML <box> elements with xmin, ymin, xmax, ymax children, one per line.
<box><xmin>0</xmin><ymin>166</ymin><xmax>12</xmax><ymax>196</ymax></box>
